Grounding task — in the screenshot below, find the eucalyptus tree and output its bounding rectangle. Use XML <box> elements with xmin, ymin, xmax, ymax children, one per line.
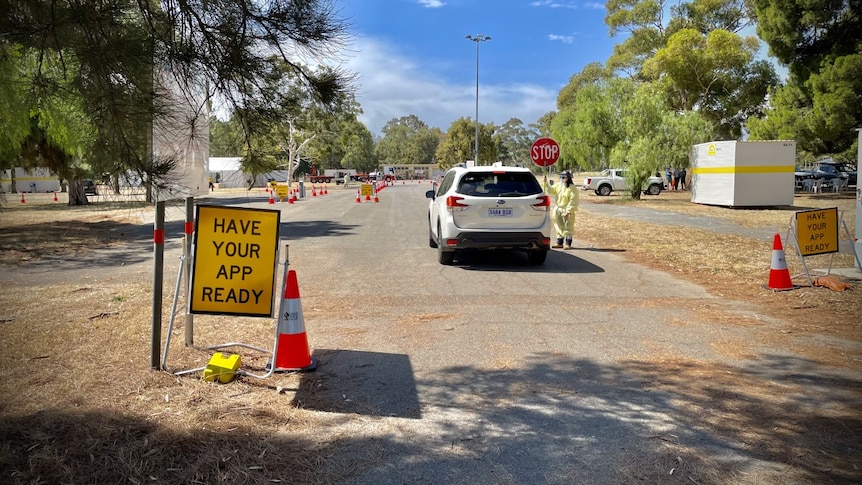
<box><xmin>642</xmin><ymin>28</ymin><xmax>777</xmax><ymax>139</ymax></box>
<box><xmin>435</xmin><ymin>118</ymin><xmax>496</xmax><ymax>169</ymax></box>
<box><xmin>613</xmin><ymin>84</ymin><xmax>712</xmax><ymax>198</ymax></box>
<box><xmin>375</xmin><ymin>115</ymin><xmax>440</xmax><ymax>166</ymax></box>
<box><xmin>606</xmin><ymin>0</ymin><xmax>755</xmax><ymax>76</ymax></box>
<box><xmin>493</xmin><ymin>118</ymin><xmax>539</xmax><ymax>167</ymax></box>
<box><xmin>550</xmin><ymin>77</ymin><xmax>633</xmax><ymax>171</ymax></box>
<box><xmin>338</xmin><ymin>119</ymin><xmax>377</xmax><ymax>174</ymax></box>
<box><xmin>604</xmin><ymin>0</ymin><xmax>776</xmax><ymax>139</ymax></box>
<box><xmin>532</xmin><ymin>112</ymin><xmax>556</xmax><ymax>139</ymax></box>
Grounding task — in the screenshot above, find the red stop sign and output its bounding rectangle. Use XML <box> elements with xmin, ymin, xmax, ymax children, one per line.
<box><xmin>530</xmin><ymin>137</ymin><xmax>560</xmax><ymax>167</ymax></box>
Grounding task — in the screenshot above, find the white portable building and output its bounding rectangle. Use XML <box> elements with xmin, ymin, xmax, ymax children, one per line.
<box><xmin>208</xmin><ymin>157</ymin><xmax>292</xmax><ymax>188</ymax></box>
<box><xmin>690</xmin><ymin>140</ymin><xmax>796</xmax><ymax>207</ymax></box>
<box><xmin>0</xmin><ymin>167</ymin><xmax>61</xmax><ymax>193</ymax></box>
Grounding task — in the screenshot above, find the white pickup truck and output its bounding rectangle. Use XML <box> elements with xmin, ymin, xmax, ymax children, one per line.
<box><xmin>582</xmin><ymin>169</ymin><xmax>664</xmax><ymax>196</ymax></box>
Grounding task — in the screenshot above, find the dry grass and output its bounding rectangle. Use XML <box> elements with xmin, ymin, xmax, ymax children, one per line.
<box><xmin>1</xmin><ymin>189</ymin><xmax>860</xmax><ymax>484</ymax></box>
<box><xmin>575</xmin><ymin>190</ymin><xmax>860</xmax><ymax>350</ymax></box>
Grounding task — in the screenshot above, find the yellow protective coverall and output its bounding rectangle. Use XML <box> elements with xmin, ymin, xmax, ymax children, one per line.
<box><xmin>543</xmin><ymin>177</ymin><xmax>579</xmax><ymax>248</ymax></box>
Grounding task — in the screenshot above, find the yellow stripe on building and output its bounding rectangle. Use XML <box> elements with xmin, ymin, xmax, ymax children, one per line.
<box><xmin>692</xmin><ymin>165</ymin><xmax>795</xmax><ymax>175</ymax></box>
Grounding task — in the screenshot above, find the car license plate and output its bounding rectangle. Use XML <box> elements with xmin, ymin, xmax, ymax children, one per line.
<box><xmin>488</xmin><ymin>208</ymin><xmax>513</xmax><ymax>217</ymax></box>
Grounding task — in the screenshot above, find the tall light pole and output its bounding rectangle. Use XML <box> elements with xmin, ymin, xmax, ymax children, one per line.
<box><xmin>466</xmin><ymin>34</ymin><xmax>490</xmax><ymax>166</ymax></box>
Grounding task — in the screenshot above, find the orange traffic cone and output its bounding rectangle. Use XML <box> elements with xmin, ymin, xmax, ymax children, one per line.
<box><xmin>312</xmin><ymin>185</ymin><xmax>317</xmax><ymax>197</ymax></box>
<box><xmin>373</xmin><ymin>187</ymin><xmax>379</xmax><ymax>203</ymax></box>
<box><xmin>20</xmin><ymin>192</ymin><xmax>25</xmax><ymax>204</ymax></box>
<box><xmin>288</xmin><ymin>189</ymin><xmax>294</xmax><ymax>204</ymax></box>
<box><xmin>268</xmin><ymin>192</ymin><xmax>274</xmax><ymax>204</ymax></box>
<box><xmin>53</xmin><ymin>191</ymin><xmax>58</xmax><ymax>202</ymax></box>
<box><xmin>322</xmin><ymin>184</ymin><xmax>328</xmax><ymax>195</ymax></box>
<box><xmin>355</xmin><ymin>189</ymin><xmax>361</xmax><ymax>203</ymax></box>
<box><xmin>273</xmin><ymin>269</ymin><xmax>317</xmax><ymax>371</ymax></box>
<box><xmin>767</xmin><ymin>233</ymin><xmax>794</xmax><ymax>291</ymax></box>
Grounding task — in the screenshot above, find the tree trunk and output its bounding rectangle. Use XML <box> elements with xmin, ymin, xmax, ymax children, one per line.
<box><xmin>67</xmin><ymin>179</ymin><xmax>90</xmax><ymax>206</ymax></box>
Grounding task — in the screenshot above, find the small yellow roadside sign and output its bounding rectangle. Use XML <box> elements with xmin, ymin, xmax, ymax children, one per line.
<box><xmin>190</xmin><ymin>205</ymin><xmax>280</xmax><ymax>317</ymax></box>
<box><xmin>795</xmin><ymin>207</ymin><xmax>839</xmax><ymax>256</ymax></box>
<box><xmin>361</xmin><ymin>183</ymin><xmax>373</xmax><ymax>197</ymax></box>
<box><xmin>275</xmin><ymin>184</ymin><xmax>289</xmax><ymax>200</ymax></box>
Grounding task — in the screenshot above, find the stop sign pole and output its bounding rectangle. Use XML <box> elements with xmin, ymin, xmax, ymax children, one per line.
<box><xmin>530</xmin><ymin>137</ymin><xmax>561</xmax><ymax>181</ymax></box>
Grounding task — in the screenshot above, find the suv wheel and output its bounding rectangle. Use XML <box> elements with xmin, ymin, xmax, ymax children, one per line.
<box><xmin>597</xmin><ymin>184</ymin><xmax>612</xmax><ymax>196</ymax></box>
<box><xmin>526</xmin><ymin>250</ymin><xmax>547</xmax><ymax>265</ymax></box>
<box><xmin>646</xmin><ymin>183</ymin><xmax>662</xmax><ymax>196</ymax></box>
<box><xmin>437</xmin><ymin>224</ymin><xmax>454</xmax><ymax>265</ymax></box>
<box><xmin>428</xmin><ymin>217</ymin><xmax>438</xmax><ymax>248</ymax></box>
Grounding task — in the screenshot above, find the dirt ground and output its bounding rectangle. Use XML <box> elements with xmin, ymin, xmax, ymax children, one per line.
<box><xmin>0</xmin><ymin>188</ymin><xmax>860</xmax><ymax>484</ymax></box>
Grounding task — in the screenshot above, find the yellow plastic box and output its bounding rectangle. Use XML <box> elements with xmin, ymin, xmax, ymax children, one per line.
<box><xmin>203</xmin><ymin>352</ymin><xmax>242</xmax><ymax>383</ymax></box>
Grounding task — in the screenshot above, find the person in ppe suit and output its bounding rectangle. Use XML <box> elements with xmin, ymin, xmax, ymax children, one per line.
<box><xmin>543</xmin><ymin>170</ymin><xmax>579</xmax><ymax>249</ymax></box>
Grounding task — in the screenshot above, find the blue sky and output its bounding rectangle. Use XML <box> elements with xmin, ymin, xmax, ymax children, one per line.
<box><xmin>334</xmin><ymin>0</ymin><xmax>615</xmax><ymax>137</ymax></box>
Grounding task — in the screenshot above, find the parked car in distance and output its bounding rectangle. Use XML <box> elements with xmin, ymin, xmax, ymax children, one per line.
<box><xmin>795</xmin><ymin>160</ymin><xmax>857</xmax><ymax>188</ymax></box>
<box><xmin>582</xmin><ymin>169</ymin><xmax>664</xmax><ymax>196</ymax></box>
<box><xmin>82</xmin><ymin>179</ymin><xmax>98</xmax><ymax>195</ymax></box>
<box><xmin>425</xmin><ymin>166</ymin><xmax>551</xmax><ymax>265</ymax></box>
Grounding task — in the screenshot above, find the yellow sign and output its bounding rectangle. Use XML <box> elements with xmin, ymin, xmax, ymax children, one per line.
<box><xmin>707</xmin><ymin>143</ymin><xmax>717</xmax><ymax>156</ymax></box>
<box><xmin>361</xmin><ymin>183</ymin><xmax>374</xmax><ymax>197</ymax></box>
<box><xmin>795</xmin><ymin>208</ymin><xmax>839</xmax><ymax>256</ymax></box>
<box><xmin>190</xmin><ymin>205</ymin><xmax>280</xmax><ymax>317</ymax></box>
<box><xmin>276</xmin><ymin>184</ymin><xmax>289</xmax><ymax>199</ymax></box>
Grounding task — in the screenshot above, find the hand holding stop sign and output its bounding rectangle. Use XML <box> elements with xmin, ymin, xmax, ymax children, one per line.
<box><xmin>531</xmin><ymin>138</ymin><xmax>560</xmax><ymax>167</ymax></box>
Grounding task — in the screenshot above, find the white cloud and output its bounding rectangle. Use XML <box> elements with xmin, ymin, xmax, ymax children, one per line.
<box><xmin>341</xmin><ymin>38</ymin><xmax>556</xmax><ymax>136</ymax></box>
<box><xmin>549</xmin><ymin>34</ymin><xmax>575</xmax><ymax>44</ymax></box>
<box><xmin>417</xmin><ymin>0</ymin><xmax>446</xmax><ymax>7</ymax></box>
<box><xmin>530</xmin><ymin>0</ymin><xmax>579</xmax><ymax>8</ymax></box>
<box><xmin>531</xmin><ymin>0</ymin><xmax>604</xmax><ymax>8</ymax></box>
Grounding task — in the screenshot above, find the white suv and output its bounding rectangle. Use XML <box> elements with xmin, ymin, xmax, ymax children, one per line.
<box><xmin>425</xmin><ymin>166</ymin><xmax>552</xmax><ymax>265</ymax></box>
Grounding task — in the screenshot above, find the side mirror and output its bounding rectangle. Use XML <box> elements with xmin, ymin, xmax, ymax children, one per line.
<box><xmin>425</xmin><ymin>190</ymin><xmax>436</xmax><ymax>199</ymax></box>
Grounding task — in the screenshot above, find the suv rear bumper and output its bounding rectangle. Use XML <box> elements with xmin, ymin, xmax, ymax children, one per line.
<box><xmin>447</xmin><ymin>231</ymin><xmax>550</xmax><ymax>251</ymax></box>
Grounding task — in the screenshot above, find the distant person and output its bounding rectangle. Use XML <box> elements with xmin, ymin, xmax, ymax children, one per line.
<box><xmin>665</xmin><ymin>167</ymin><xmax>672</xmax><ymax>190</ymax></box>
<box><xmin>679</xmin><ymin>168</ymin><xmax>687</xmax><ymax>190</ymax></box>
<box><xmin>343</xmin><ymin>173</ymin><xmax>350</xmax><ymax>188</ymax></box>
<box><xmin>543</xmin><ymin>170</ymin><xmax>579</xmax><ymax>250</ymax></box>
<box><xmin>673</xmin><ymin>167</ymin><xmax>681</xmax><ymax>190</ymax></box>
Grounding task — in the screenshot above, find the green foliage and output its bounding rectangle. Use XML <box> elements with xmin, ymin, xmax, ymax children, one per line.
<box><xmin>532</xmin><ymin>112</ymin><xmax>556</xmax><ymax>138</ymax></box>
<box><xmin>209</xmin><ymin>116</ymin><xmax>246</xmax><ymax>157</ymax></box>
<box><xmin>603</xmin><ymin>0</ymin><xmax>776</xmax><ymax>140</ymax></box>
<box><xmin>375</xmin><ymin>115</ymin><xmax>439</xmax><ymax>165</ymax></box>
<box><xmin>754</xmin><ymin>0</ymin><xmax>861</xmax><ymax>80</ymax></box>
<box><xmin>434</xmin><ymin>118</ymin><xmax>497</xmax><ymax>169</ymax></box>
<box><xmin>1</xmin><ymin>0</ymin><xmax>353</xmax><ymax>198</ymax></box>
<box><xmin>643</xmin><ymin>28</ymin><xmax>776</xmax><ymax>139</ymax></box>
<box><xmin>749</xmin><ymin>0</ymin><xmax>862</xmax><ymax>159</ymax></box>
<box><xmin>493</xmin><ymin>118</ymin><xmax>540</xmax><ymax>166</ymax></box>
<box><xmin>551</xmin><ymin>78</ymin><xmax>634</xmax><ymax>171</ymax></box>
<box><xmin>557</xmin><ymin>62</ymin><xmax>613</xmax><ymax>110</ymax></box>
<box><xmin>668</xmin><ymin>0</ymin><xmax>754</xmax><ymax>34</ymax></box>
<box><xmin>605</xmin><ymin>0</ymin><xmax>671</xmax><ymax>76</ymax></box>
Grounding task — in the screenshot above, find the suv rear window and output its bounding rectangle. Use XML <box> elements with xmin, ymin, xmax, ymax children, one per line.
<box><xmin>456</xmin><ymin>171</ymin><xmax>542</xmax><ymax>197</ymax></box>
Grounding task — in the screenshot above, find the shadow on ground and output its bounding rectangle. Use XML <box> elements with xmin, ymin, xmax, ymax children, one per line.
<box><xmin>2</xmin><ymin>353</ymin><xmax>858</xmax><ymax>484</ymax></box>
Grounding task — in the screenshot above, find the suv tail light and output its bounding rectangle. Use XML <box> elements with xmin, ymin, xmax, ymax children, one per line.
<box><xmin>584</xmin><ymin>177</ymin><xmax>592</xmax><ymax>185</ymax></box>
<box><xmin>532</xmin><ymin>195</ymin><xmax>551</xmax><ymax>211</ymax></box>
<box><xmin>446</xmin><ymin>195</ymin><xmax>469</xmax><ymax>211</ymax></box>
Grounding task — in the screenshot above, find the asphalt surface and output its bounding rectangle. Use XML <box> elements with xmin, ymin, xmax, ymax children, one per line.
<box><xmin>5</xmin><ymin>185</ymin><xmax>860</xmax><ymax>483</ymax></box>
